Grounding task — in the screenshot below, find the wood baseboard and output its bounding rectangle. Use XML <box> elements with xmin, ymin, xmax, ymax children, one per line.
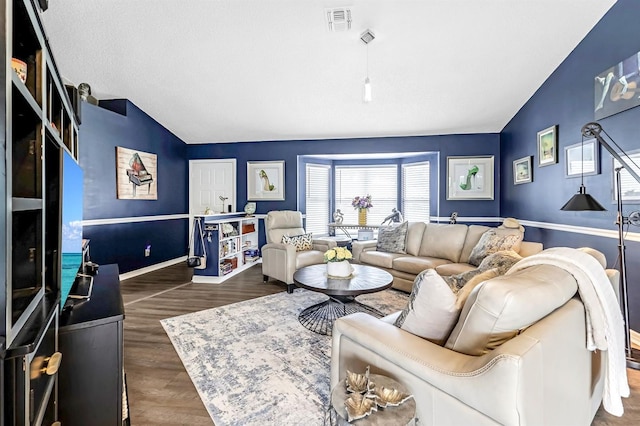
<box><xmin>119</xmin><ymin>257</ymin><xmax>186</xmax><ymax>281</ymax></box>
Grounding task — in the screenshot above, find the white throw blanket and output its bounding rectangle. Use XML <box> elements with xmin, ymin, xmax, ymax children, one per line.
<box><xmin>507</xmin><ymin>247</ymin><xmax>629</xmax><ymax>417</ymax></box>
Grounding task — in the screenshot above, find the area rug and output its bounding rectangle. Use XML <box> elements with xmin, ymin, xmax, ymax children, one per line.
<box><xmin>160</xmin><ymin>289</ymin><xmax>408</xmax><ymax>426</ymax></box>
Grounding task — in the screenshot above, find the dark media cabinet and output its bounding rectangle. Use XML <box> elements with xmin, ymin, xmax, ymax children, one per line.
<box><xmin>58</xmin><ymin>264</ymin><xmax>125</xmax><ymax>426</ymax></box>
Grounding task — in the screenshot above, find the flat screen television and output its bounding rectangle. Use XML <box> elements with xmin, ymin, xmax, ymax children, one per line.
<box><xmin>60</xmin><ymin>150</ymin><xmax>84</xmax><ymax>309</ymax></box>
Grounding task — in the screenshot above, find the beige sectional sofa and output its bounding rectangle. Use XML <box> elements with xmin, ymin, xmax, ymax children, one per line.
<box><xmin>352</xmin><ymin>222</ymin><xmax>543</xmax><ymax>292</ymax></box>
<box><xmin>331</xmin><ymin>248</ymin><xmax>621</xmax><ymax>425</ymax></box>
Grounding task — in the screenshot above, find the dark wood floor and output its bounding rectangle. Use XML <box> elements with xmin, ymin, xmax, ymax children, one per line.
<box><xmin>121</xmin><ymin>263</ymin><xmax>282</xmax><ymax>425</ymax></box>
<box><xmin>121</xmin><ymin>262</ymin><xmax>640</xmax><ymax>426</ymax></box>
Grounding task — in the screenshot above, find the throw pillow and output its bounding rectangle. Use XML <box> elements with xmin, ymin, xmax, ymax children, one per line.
<box><xmin>376</xmin><ymin>221</ymin><xmax>408</xmax><ymax>254</ymax></box>
<box><xmin>394</xmin><ymin>269</ymin><xmax>461</xmax><ymax>345</ymax></box>
<box><xmin>281</xmin><ymin>233</ymin><xmax>313</xmax><ymax>252</ymax></box>
<box><xmin>468</xmin><ymin>230</ymin><xmax>522</xmax><ymax>266</ymax></box>
<box><xmin>444</xmin><ymin>250</ymin><xmax>523</xmax><ymax>292</ymax></box>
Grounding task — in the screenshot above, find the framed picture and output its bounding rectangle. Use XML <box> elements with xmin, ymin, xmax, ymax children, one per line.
<box><xmin>537</xmin><ymin>125</ymin><xmax>558</xmax><ymax>167</ymax></box>
<box><xmin>565</xmin><ymin>138</ymin><xmax>599</xmax><ymax>178</ymax></box>
<box><xmin>513</xmin><ymin>156</ymin><xmax>532</xmax><ymax>185</ymax></box>
<box><xmin>446</xmin><ymin>156</ymin><xmax>494</xmax><ymax>200</ymax></box>
<box><xmin>116</xmin><ymin>146</ymin><xmax>157</xmax><ymax>200</ymax></box>
<box><xmin>594</xmin><ymin>51</ymin><xmax>640</xmax><ymax>120</ymax></box>
<box><xmin>247</xmin><ymin>161</ymin><xmax>285</xmax><ymax>201</ymax></box>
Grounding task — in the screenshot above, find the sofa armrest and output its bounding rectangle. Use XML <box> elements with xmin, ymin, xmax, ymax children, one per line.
<box><xmin>519</xmin><ymin>241</ymin><xmax>543</xmax><ymax>257</ymax></box>
<box><xmin>351</xmin><ymin>240</ymin><xmax>378</xmax><ymax>262</ymax></box>
<box><xmin>312</xmin><ymin>238</ymin><xmax>337</xmax><ymax>252</ymax></box>
<box><xmin>262</xmin><ymin>241</ymin><xmax>297</xmax><ymax>256</ymax></box>
<box><xmin>261</xmin><ymin>242</ymin><xmax>298</xmax><ymax>283</ymax></box>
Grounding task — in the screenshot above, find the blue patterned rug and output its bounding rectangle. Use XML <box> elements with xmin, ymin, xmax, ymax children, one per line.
<box><xmin>160</xmin><ymin>288</ymin><xmax>408</xmax><ymax>426</ymax></box>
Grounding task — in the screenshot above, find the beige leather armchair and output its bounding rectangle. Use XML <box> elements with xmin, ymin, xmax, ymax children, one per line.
<box><xmin>261</xmin><ymin>211</ymin><xmax>336</xmax><ymax>293</ymax></box>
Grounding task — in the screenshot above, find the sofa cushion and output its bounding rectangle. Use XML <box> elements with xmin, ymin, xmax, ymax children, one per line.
<box><xmin>282</xmin><ymin>233</ymin><xmax>313</xmax><ymax>251</ymax></box>
<box><xmin>376</xmin><ymin>221</ymin><xmax>408</xmax><ymax>253</ymax></box>
<box><xmin>468</xmin><ymin>229</ymin><xmax>522</xmax><ymax>266</ymax></box>
<box><xmin>418</xmin><ymin>224</ymin><xmax>469</xmax><ymax>262</ymax></box>
<box><xmin>445</xmin><ymin>264</ymin><xmax>578</xmax><ymax>355</ymax></box>
<box><xmin>405</xmin><ymin>222</ymin><xmax>426</xmax><ymax>256</ymax></box>
<box><xmin>359</xmin><ymin>250</ymin><xmax>404</xmax><ymax>269</ymax></box>
<box><xmin>392</xmin><ymin>256</ymin><xmax>452</xmax><ymax>275</ymax></box>
<box><xmin>295</xmin><ymin>249</ymin><xmax>325</xmax><ymax>269</ymax></box>
<box><xmin>458</xmin><ymin>225</ymin><xmax>490</xmax><ymax>263</ymax></box>
<box><xmin>435</xmin><ymin>263</ymin><xmax>477</xmax><ymax>276</ymax></box>
<box><xmin>265</xmin><ymin>210</ymin><xmax>305</xmax><ymax>244</ymax></box>
<box><xmin>394</xmin><ymin>269</ymin><xmax>461</xmax><ymax>345</ymax></box>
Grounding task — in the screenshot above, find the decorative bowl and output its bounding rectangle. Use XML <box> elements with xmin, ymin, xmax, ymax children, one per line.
<box><xmin>344</xmin><ymin>393</ymin><xmax>377</xmax><ymax>422</ymax></box>
<box><xmin>374</xmin><ymin>386</ymin><xmax>413</xmax><ymax>408</ymax></box>
<box><xmin>345</xmin><ymin>369</ymin><xmax>369</xmax><ymax>393</ymax></box>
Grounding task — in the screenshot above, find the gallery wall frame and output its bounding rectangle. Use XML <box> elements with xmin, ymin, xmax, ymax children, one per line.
<box><xmin>564</xmin><ymin>138</ymin><xmax>599</xmax><ymax>178</ymax></box>
<box><xmin>513</xmin><ymin>156</ymin><xmax>532</xmax><ymax>185</ymax></box>
<box><xmin>537</xmin><ymin>125</ymin><xmax>558</xmax><ymax>167</ymax></box>
<box><xmin>594</xmin><ymin>50</ymin><xmax>640</xmax><ymax>120</ymax></box>
<box><xmin>446</xmin><ymin>156</ymin><xmax>494</xmax><ymax>200</ymax></box>
<box><xmin>247</xmin><ymin>160</ymin><xmax>285</xmax><ymax>201</ymax></box>
<box><xmin>116</xmin><ymin>146</ymin><xmax>157</xmax><ymax>200</ymax></box>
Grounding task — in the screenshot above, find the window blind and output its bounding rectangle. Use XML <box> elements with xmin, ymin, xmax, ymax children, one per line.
<box><xmin>402</xmin><ymin>161</ymin><xmax>430</xmax><ymax>222</ymax></box>
<box><xmin>335</xmin><ymin>165</ymin><xmax>398</xmax><ymax>225</ymax></box>
<box><xmin>305</xmin><ymin>164</ymin><xmax>330</xmax><ymax>236</ymax></box>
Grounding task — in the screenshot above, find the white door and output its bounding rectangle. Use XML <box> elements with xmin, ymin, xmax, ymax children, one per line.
<box><xmin>189</xmin><ymin>159</ymin><xmax>236</xmax><ymax>216</ymax></box>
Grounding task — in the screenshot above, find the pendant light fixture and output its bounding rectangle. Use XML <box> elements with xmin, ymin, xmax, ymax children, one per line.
<box><xmin>560</xmin><ymin>131</ymin><xmax>606</xmax><ymax>211</ymax></box>
<box><xmin>360</xmin><ymin>29</ymin><xmax>375</xmax><ymax>103</ymax></box>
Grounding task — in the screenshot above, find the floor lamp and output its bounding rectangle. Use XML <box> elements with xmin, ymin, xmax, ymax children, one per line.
<box><xmin>561</xmin><ymin>121</ymin><xmax>640</xmax><ymax>370</ymax></box>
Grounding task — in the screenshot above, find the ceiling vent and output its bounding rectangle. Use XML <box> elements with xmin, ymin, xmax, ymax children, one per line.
<box><xmin>326</xmin><ymin>8</ymin><xmax>352</xmax><ymax>32</ymax></box>
<box><xmin>360</xmin><ymin>29</ymin><xmax>375</xmax><ymax>44</ymax></box>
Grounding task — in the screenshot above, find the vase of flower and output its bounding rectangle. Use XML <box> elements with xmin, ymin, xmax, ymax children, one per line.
<box><xmin>324</xmin><ymin>247</ymin><xmax>354</xmax><ymax>278</ymax></box>
<box><xmin>358</xmin><ymin>209</ymin><xmax>367</xmax><ymax>226</ymax></box>
<box><xmin>352</xmin><ymin>195</ymin><xmax>373</xmax><ymax>226</ymax></box>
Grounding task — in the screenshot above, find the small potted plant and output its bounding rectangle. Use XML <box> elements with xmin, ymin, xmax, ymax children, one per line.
<box><xmin>324</xmin><ymin>246</ymin><xmax>354</xmax><ymax>278</ymax></box>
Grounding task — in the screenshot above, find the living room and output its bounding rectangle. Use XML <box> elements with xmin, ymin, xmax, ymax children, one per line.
<box><xmin>4</xmin><ymin>0</ymin><xmax>640</xmax><ymax>424</ymax></box>
<box><xmin>56</xmin><ymin>0</ymin><xmax>640</xmax><ymax>342</ymax></box>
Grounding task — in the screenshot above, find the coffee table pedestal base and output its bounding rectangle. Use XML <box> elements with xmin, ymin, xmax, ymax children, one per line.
<box><xmin>298</xmin><ymin>297</ymin><xmax>383</xmax><ymax>335</ymax></box>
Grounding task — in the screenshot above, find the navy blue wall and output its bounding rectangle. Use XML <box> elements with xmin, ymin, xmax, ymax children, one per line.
<box><xmin>188</xmin><ymin>133</ymin><xmax>501</xmax><ymax>219</ymax></box>
<box><xmin>79</xmin><ymin>100</ymin><xmax>188</xmax><ymax>273</ymax></box>
<box><xmin>501</xmin><ymin>0</ymin><xmax>640</xmax><ymax>329</ymax></box>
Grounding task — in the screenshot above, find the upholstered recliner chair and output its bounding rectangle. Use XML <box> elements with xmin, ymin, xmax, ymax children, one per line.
<box><xmin>262</xmin><ymin>210</ymin><xmax>336</xmax><ymax>293</ymax></box>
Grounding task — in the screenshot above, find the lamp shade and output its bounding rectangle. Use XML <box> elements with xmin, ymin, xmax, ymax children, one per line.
<box><xmin>560</xmin><ymin>184</ymin><xmax>606</xmax><ymax>211</ymax></box>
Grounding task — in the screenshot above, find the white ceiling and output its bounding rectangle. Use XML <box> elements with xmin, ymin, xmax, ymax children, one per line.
<box><xmin>40</xmin><ymin>0</ymin><xmax>616</xmax><ymax>144</ymax></box>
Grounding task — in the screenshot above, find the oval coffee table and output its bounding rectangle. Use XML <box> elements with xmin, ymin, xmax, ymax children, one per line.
<box><xmin>293</xmin><ymin>264</ymin><xmax>393</xmax><ymax>335</ymax></box>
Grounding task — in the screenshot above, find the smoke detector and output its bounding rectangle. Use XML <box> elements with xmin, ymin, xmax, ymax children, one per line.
<box><xmin>360</xmin><ymin>29</ymin><xmax>375</xmax><ymax>44</ymax></box>
<box><xmin>326</xmin><ymin>7</ymin><xmax>352</xmax><ymax>32</ymax></box>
